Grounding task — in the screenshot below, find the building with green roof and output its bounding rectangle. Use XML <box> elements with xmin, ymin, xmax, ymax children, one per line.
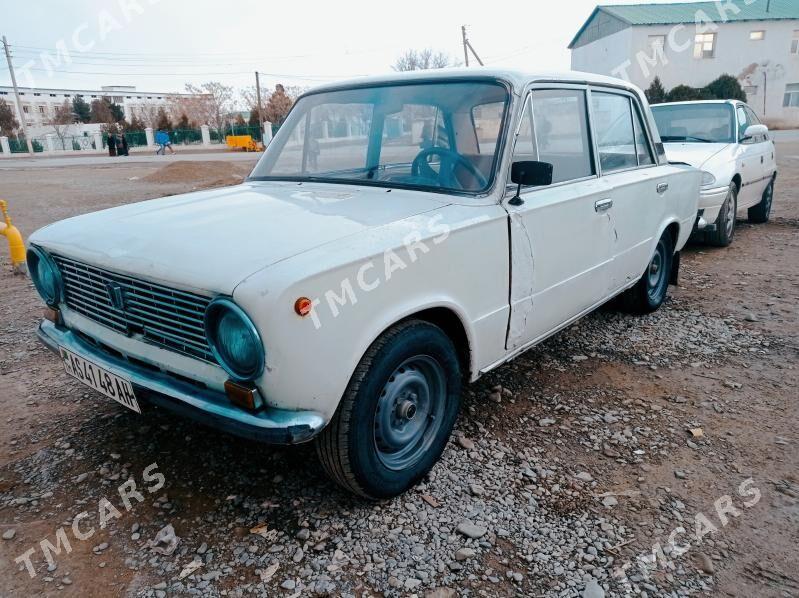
<box><xmin>570</xmin><ymin>1</ymin><xmax>799</xmax><ymax>125</ymax></box>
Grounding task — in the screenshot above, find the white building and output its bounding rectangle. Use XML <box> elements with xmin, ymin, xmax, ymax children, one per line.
<box><xmin>570</xmin><ymin>0</ymin><xmax>799</xmax><ymax>126</ymax></box>
<box><xmin>0</xmin><ymin>84</ymin><xmax>207</xmax><ymax>129</ymax></box>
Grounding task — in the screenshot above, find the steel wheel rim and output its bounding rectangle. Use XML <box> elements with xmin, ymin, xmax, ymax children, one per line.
<box><xmin>724</xmin><ymin>194</ymin><xmax>735</xmax><ymax>237</ymax></box>
<box><xmin>764</xmin><ymin>184</ymin><xmax>773</xmax><ymax>215</ymax></box>
<box><xmin>647</xmin><ymin>240</ymin><xmax>668</xmax><ymax>302</ymax></box>
<box><xmin>373</xmin><ymin>355</ymin><xmax>446</xmax><ymax>471</ymax></box>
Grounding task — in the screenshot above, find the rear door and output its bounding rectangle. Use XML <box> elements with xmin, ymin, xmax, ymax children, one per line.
<box><xmin>505</xmin><ymin>86</ymin><xmax>615</xmax><ymax>350</ymax></box>
<box><xmin>589</xmin><ymin>88</ymin><xmax>663</xmax><ymax>290</ymax></box>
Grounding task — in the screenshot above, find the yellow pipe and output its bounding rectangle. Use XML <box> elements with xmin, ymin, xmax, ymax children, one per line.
<box><xmin>0</xmin><ymin>200</ymin><xmax>26</xmax><ymax>272</ymax></box>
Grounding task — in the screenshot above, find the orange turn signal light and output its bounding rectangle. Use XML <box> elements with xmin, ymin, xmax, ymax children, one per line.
<box><xmin>44</xmin><ymin>307</ymin><xmax>61</xmax><ymax>324</ymax></box>
<box><xmin>225</xmin><ymin>380</ymin><xmax>264</xmax><ymax>411</ymax></box>
<box><xmin>294</xmin><ymin>297</ymin><xmax>313</xmax><ymax>317</ymax></box>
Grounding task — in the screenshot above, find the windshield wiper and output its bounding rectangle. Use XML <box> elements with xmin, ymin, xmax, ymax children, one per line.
<box><xmin>662</xmin><ymin>135</ymin><xmax>714</xmax><ymax>143</ymax></box>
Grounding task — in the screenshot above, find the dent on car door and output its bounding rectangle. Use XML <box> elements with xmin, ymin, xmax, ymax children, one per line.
<box><xmin>505</xmin><ymin>88</ymin><xmax>614</xmax><ymax>351</ymax></box>
<box><xmin>589</xmin><ymin>89</ymin><xmax>662</xmax><ymax>289</ymax></box>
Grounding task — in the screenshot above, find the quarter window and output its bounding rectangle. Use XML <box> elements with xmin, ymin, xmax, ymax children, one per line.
<box><xmin>693</xmin><ymin>33</ymin><xmax>716</xmax><ymax>59</ymax></box>
<box><xmin>592</xmin><ymin>92</ymin><xmax>638</xmax><ymax>173</ymax></box>
<box><xmin>528</xmin><ymin>89</ymin><xmax>594</xmax><ymax>184</ymax></box>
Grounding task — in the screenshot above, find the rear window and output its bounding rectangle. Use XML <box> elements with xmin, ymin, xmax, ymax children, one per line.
<box><xmin>651</xmin><ymin>103</ymin><xmax>735</xmax><ymax>143</ymax></box>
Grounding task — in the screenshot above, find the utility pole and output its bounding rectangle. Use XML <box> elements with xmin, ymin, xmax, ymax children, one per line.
<box><xmin>254</xmin><ymin>71</ymin><xmax>265</xmax><ymax>141</ymax></box>
<box><xmin>461</xmin><ymin>26</ymin><xmax>484</xmax><ymax>67</ymax></box>
<box><xmin>461</xmin><ymin>26</ymin><xmax>470</xmax><ymax>67</ymax></box>
<box><xmin>2</xmin><ymin>36</ymin><xmax>33</xmax><ymax>155</ymax></box>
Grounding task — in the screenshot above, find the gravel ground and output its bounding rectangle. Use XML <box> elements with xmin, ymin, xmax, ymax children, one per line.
<box><xmin>0</xmin><ymin>150</ymin><xmax>797</xmax><ymax>597</ymax></box>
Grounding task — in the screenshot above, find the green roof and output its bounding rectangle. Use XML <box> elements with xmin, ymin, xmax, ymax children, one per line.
<box><xmin>570</xmin><ymin>0</ymin><xmax>799</xmax><ymax>48</ymax></box>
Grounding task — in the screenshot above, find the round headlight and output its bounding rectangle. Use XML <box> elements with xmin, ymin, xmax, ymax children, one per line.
<box><xmin>204</xmin><ymin>299</ymin><xmax>264</xmax><ymax>381</ymax></box>
<box><xmin>27</xmin><ymin>246</ymin><xmax>62</xmax><ymax>307</ymax></box>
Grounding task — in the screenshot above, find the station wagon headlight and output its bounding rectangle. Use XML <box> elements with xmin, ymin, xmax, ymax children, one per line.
<box><xmin>204</xmin><ymin>298</ymin><xmax>265</xmax><ymax>382</ymax></box>
<box><xmin>701</xmin><ymin>171</ymin><xmax>717</xmax><ymax>188</ymax></box>
<box><xmin>27</xmin><ymin>246</ymin><xmax>63</xmax><ymax>307</ymax></box>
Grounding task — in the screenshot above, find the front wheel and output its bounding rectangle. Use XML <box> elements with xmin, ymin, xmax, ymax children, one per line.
<box><xmin>621</xmin><ymin>230</ymin><xmax>674</xmax><ymax>314</ymax></box>
<box><xmin>748</xmin><ymin>179</ymin><xmax>774</xmax><ymax>224</ymax></box>
<box><xmin>316</xmin><ymin>320</ymin><xmax>462</xmax><ymax>499</ymax></box>
<box><xmin>705</xmin><ymin>183</ymin><xmax>737</xmax><ymax>247</ymax></box>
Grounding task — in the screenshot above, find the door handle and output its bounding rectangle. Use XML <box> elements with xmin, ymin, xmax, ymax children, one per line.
<box><xmin>657</xmin><ymin>182</ymin><xmax>669</xmax><ymax>194</ymax></box>
<box><xmin>594</xmin><ymin>198</ymin><xmax>613</xmax><ymax>212</ymax></box>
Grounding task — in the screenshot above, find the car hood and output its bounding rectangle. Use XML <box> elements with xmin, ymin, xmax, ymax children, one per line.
<box><xmin>663</xmin><ymin>142</ymin><xmax>731</xmax><ymax>169</ymax></box>
<box><xmin>30</xmin><ymin>181</ymin><xmax>450</xmax><ymax>295</ymax></box>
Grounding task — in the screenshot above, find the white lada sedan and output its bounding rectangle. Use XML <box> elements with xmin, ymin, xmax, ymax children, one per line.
<box><xmin>652</xmin><ymin>100</ymin><xmax>777</xmax><ymax>247</ymax></box>
<box><xmin>28</xmin><ymin>70</ymin><xmax>700</xmax><ymax>498</ymax></box>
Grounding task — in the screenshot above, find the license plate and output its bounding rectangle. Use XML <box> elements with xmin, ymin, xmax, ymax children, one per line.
<box><xmin>59</xmin><ymin>347</ymin><xmax>141</xmax><ymax>414</ymax></box>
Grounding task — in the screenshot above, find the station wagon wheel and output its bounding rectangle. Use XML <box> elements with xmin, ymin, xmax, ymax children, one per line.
<box><xmin>316</xmin><ymin>320</ymin><xmax>461</xmax><ymax>500</ymax></box>
<box><xmin>621</xmin><ymin>229</ymin><xmax>674</xmax><ymax>315</ymax></box>
<box><xmin>373</xmin><ymin>355</ymin><xmax>446</xmax><ymax>471</ymax></box>
<box><xmin>748</xmin><ymin>178</ymin><xmax>774</xmax><ymax>224</ymax></box>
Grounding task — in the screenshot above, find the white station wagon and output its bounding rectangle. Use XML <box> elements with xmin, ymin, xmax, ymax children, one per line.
<box><xmin>652</xmin><ymin>100</ymin><xmax>777</xmax><ymax>247</ymax></box>
<box><xmin>29</xmin><ymin>70</ymin><xmax>700</xmax><ymax>498</ymax></box>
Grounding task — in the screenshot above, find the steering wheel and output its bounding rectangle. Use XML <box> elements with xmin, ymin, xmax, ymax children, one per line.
<box><xmin>411</xmin><ymin>147</ymin><xmax>488</xmax><ymax>190</ymax></box>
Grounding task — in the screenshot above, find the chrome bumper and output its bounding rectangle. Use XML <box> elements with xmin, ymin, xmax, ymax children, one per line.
<box><xmin>37</xmin><ymin>320</ymin><xmax>326</xmax><ymax>444</ymax></box>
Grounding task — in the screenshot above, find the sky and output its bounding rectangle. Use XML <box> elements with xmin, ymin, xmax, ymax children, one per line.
<box><xmin>0</xmin><ymin>0</ymin><xmax>685</xmax><ymax>103</ymax></box>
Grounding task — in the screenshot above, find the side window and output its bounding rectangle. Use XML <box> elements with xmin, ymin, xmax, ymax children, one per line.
<box><xmin>632</xmin><ymin>103</ymin><xmax>654</xmax><ymax>166</ymax></box>
<box><xmin>737</xmin><ymin>106</ymin><xmax>750</xmax><ymax>140</ymax></box>
<box><xmin>592</xmin><ymin>92</ymin><xmax>638</xmax><ymax>172</ymax></box>
<box><xmin>511</xmin><ymin>97</ymin><xmax>537</xmax><ymax>162</ymax></box>
<box><xmin>529</xmin><ymin>89</ymin><xmax>594</xmax><ymax>184</ymax></box>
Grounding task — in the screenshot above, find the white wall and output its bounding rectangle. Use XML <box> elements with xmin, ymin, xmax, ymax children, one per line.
<box><xmin>572</xmin><ymin>19</ymin><xmax>799</xmax><ymax>126</ymax></box>
<box><xmin>572</xmin><ymin>28</ymin><xmax>633</xmax><ymax>80</ymax></box>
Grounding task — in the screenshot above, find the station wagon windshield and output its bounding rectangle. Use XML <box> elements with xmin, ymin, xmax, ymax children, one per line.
<box><xmin>249</xmin><ymin>81</ymin><xmax>509</xmax><ymax>194</ymax></box>
<box><xmin>651</xmin><ymin>103</ymin><xmax>735</xmax><ymax>144</ymax></box>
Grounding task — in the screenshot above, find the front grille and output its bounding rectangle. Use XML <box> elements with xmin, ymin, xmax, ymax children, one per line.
<box><xmin>53</xmin><ymin>255</ymin><xmax>214</xmax><ymax>363</ymax></box>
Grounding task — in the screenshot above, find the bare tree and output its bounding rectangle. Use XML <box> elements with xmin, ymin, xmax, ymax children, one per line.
<box><xmin>48</xmin><ymin>100</ymin><xmax>75</xmax><ymax>149</ymax></box>
<box><xmin>392</xmin><ymin>49</ymin><xmax>458</xmax><ymax>72</ymax></box>
<box><xmin>184</xmin><ymin>82</ymin><xmax>234</xmax><ymax>134</ymax></box>
<box><xmin>241</xmin><ymin>84</ymin><xmax>304</xmax><ymax>126</ymax></box>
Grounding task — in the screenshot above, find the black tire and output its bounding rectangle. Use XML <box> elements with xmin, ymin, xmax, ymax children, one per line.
<box><xmin>705</xmin><ymin>183</ymin><xmax>737</xmax><ymax>247</ymax></box>
<box><xmin>621</xmin><ymin>229</ymin><xmax>674</xmax><ymax>314</ymax></box>
<box><xmin>748</xmin><ymin>178</ymin><xmax>774</xmax><ymax>224</ymax></box>
<box><xmin>316</xmin><ymin>320</ymin><xmax>461</xmax><ymax>499</ymax></box>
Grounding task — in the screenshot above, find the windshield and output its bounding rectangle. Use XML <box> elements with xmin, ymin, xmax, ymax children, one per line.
<box><xmin>651</xmin><ymin>103</ymin><xmax>735</xmax><ymax>143</ymax></box>
<box><xmin>249</xmin><ymin>81</ymin><xmax>510</xmax><ymax>194</ymax></box>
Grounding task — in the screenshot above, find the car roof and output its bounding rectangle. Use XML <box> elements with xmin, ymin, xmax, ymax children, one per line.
<box><xmin>304</xmin><ymin>67</ymin><xmax>645</xmax><ymax>96</ymax></box>
<box><xmin>653</xmin><ymin>100</ymin><xmax>743</xmax><ymax>107</ymax></box>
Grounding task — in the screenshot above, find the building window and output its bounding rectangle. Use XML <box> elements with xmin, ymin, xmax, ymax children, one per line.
<box><xmin>783</xmin><ymin>84</ymin><xmax>799</xmax><ymax>107</ymax></box>
<box><xmin>693</xmin><ymin>33</ymin><xmax>716</xmax><ymax>59</ymax></box>
<box><xmin>50</xmin><ymin>93</ymin><xmax>56</xmax><ymax>97</ymax></box>
<box><xmin>648</xmin><ymin>35</ymin><xmax>666</xmax><ymax>55</ymax></box>
<box><xmin>33</xmin><ymin>92</ymin><xmax>41</xmax><ymax>96</ymax></box>
<box><xmin>750</xmin><ymin>30</ymin><xmax>765</xmax><ymax>41</ymax></box>
<box><xmin>22</xmin><ymin>106</ymin><xmax>29</xmax><ymax>113</ymax></box>
<box><xmin>38</xmin><ymin>106</ymin><xmax>45</xmax><ymax>113</ymax></box>
<box><xmin>744</xmin><ymin>86</ymin><xmax>758</xmax><ymax>97</ymax></box>
<box><xmin>792</xmin><ymin>31</ymin><xmax>799</xmax><ymax>54</ymax></box>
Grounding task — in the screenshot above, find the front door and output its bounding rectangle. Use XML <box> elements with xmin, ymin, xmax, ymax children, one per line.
<box><xmin>736</xmin><ymin>104</ymin><xmax>767</xmax><ymax>209</ymax></box>
<box><xmin>506</xmin><ymin>87</ymin><xmax>615</xmax><ymax>350</ymax></box>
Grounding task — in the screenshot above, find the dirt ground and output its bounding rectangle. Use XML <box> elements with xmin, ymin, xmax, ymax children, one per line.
<box><xmin>0</xmin><ymin>150</ymin><xmax>796</xmax><ymax>597</ymax></box>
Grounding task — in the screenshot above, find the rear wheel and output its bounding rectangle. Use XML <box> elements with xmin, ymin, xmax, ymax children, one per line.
<box><xmin>621</xmin><ymin>230</ymin><xmax>673</xmax><ymax>314</ymax></box>
<box><xmin>706</xmin><ymin>183</ymin><xmax>737</xmax><ymax>247</ymax></box>
<box><xmin>316</xmin><ymin>320</ymin><xmax>461</xmax><ymax>499</ymax></box>
<box><xmin>748</xmin><ymin>179</ymin><xmax>774</xmax><ymax>224</ymax></box>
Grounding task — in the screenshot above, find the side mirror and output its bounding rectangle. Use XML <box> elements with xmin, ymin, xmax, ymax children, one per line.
<box><xmin>742</xmin><ymin>124</ymin><xmax>768</xmax><ymax>142</ymax></box>
<box><xmin>509</xmin><ymin>161</ymin><xmax>553</xmax><ymax>206</ymax></box>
